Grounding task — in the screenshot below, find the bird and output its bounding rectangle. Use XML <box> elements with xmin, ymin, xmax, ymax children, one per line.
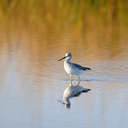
<box><xmin>58</xmin><ymin>52</ymin><xmax>91</xmax><ymax>86</ymax></box>
<box><xmin>63</xmin><ymin>85</ymin><xmax>91</xmax><ymax>108</ymax></box>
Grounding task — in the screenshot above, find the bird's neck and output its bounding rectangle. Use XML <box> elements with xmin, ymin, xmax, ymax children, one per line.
<box><xmin>65</xmin><ymin>57</ymin><xmax>71</xmax><ymax>63</ymax></box>
<box><xmin>65</xmin><ymin>60</ymin><xmax>70</xmax><ymax>63</ymax></box>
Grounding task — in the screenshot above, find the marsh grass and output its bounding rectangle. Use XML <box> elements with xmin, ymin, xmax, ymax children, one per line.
<box><xmin>0</xmin><ymin>0</ymin><xmax>127</xmax><ymax>59</ymax></box>
<box><xmin>0</xmin><ymin>0</ymin><xmax>128</xmax><ymax>25</ymax></box>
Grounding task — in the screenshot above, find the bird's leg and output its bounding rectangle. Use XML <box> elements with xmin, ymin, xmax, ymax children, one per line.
<box><xmin>77</xmin><ymin>76</ymin><xmax>80</xmax><ymax>85</ymax></box>
<box><xmin>70</xmin><ymin>75</ymin><xmax>73</xmax><ymax>86</ymax></box>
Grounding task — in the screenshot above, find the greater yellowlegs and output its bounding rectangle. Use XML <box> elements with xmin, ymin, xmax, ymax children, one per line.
<box><xmin>63</xmin><ymin>85</ymin><xmax>90</xmax><ymax>108</ymax></box>
<box><xmin>58</xmin><ymin>53</ymin><xmax>91</xmax><ymax>85</ymax></box>
<box><xmin>58</xmin><ymin>52</ymin><xmax>91</xmax><ymax>85</ymax></box>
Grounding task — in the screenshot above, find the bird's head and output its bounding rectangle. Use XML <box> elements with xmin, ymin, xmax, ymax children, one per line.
<box><xmin>58</xmin><ymin>52</ymin><xmax>72</xmax><ymax>61</ymax></box>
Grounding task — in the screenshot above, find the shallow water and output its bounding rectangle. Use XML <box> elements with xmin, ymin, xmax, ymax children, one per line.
<box><xmin>0</xmin><ymin>30</ymin><xmax>128</xmax><ymax>128</ymax></box>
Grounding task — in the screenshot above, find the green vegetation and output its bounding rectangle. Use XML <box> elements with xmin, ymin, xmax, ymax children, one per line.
<box><xmin>0</xmin><ymin>0</ymin><xmax>128</xmax><ymax>26</ymax></box>
<box><xmin>0</xmin><ymin>0</ymin><xmax>127</xmax><ymax>58</ymax></box>
<box><xmin>0</xmin><ymin>0</ymin><xmax>127</xmax><ymax>36</ymax></box>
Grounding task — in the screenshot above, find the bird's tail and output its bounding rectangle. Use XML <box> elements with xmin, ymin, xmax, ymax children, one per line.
<box><xmin>83</xmin><ymin>67</ymin><xmax>91</xmax><ymax>71</ymax></box>
<box><xmin>82</xmin><ymin>89</ymin><xmax>91</xmax><ymax>93</ymax></box>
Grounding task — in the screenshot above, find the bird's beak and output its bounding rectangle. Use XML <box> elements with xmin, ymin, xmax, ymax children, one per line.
<box><xmin>57</xmin><ymin>56</ymin><xmax>66</xmax><ymax>61</ymax></box>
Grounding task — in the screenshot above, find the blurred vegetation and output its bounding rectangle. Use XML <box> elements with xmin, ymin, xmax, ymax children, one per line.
<box><xmin>0</xmin><ymin>0</ymin><xmax>128</xmax><ymax>58</ymax></box>
<box><xmin>0</xmin><ymin>0</ymin><xmax>127</xmax><ymax>37</ymax></box>
<box><xmin>0</xmin><ymin>0</ymin><xmax>128</xmax><ymax>27</ymax></box>
<box><xmin>0</xmin><ymin>0</ymin><xmax>127</xmax><ymax>59</ymax></box>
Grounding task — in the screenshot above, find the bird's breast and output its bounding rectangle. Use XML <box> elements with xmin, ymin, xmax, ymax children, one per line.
<box><xmin>64</xmin><ymin>62</ymin><xmax>72</xmax><ymax>74</ymax></box>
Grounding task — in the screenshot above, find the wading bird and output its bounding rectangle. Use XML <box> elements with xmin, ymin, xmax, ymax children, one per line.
<box><xmin>58</xmin><ymin>52</ymin><xmax>91</xmax><ymax>85</ymax></box>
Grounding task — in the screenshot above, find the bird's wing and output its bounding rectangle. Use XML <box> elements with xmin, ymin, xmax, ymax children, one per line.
<box><xmin>72</xmin><ymin>86</ymin><xmax>90</xmax><ymax>97</ymax></box>
<box><xmin>72</xmin><ymin>63</ymin><xmax>91</xmax><ymax>71</ymax></box>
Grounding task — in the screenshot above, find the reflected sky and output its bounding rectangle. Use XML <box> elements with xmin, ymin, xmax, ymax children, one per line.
<box><xmin>0</xmin><ymin>29</ymin><xmax>127</xmax><ymax>128</ymax></box>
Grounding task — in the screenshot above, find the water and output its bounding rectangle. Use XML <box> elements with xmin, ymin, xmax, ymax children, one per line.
<box><xmin>0</xmin><ymin>29</ymin><xmax>128</xmax><ymax>128</ymax></box>
<box><xmin>0</xmin><ymin>3</ymin><xmax>128</xmax><ymax>127</ymax></box>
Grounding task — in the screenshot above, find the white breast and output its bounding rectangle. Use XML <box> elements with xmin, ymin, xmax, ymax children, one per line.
<box><xmin>64</xmin><ymin>61</ymin><xmax>84</xmax><ymax>75</ymax></box>
<box><xmin>64</xmin><ymin>61</ymin><xmax>72</xmax><ymax>75</ymax></box>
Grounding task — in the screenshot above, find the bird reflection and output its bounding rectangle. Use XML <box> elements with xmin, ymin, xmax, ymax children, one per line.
<box><xmin>62</xmin><ymin>84</ymin><xmax>91</xmax><ymax>109</ymax></box>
